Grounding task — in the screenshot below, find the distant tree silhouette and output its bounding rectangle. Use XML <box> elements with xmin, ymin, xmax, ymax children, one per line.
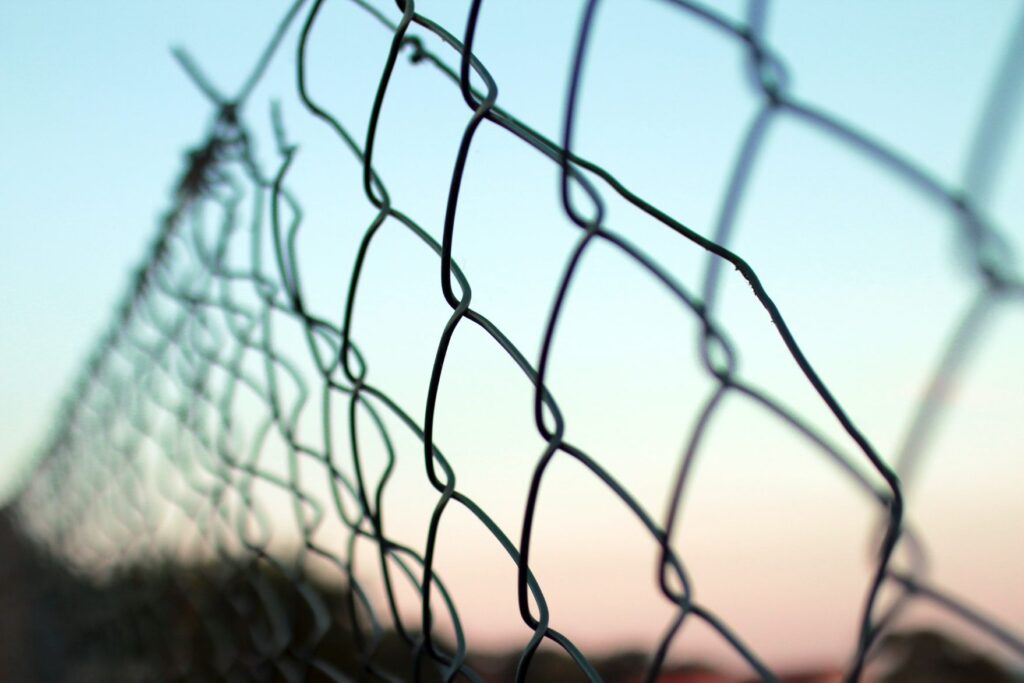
<box><xmin>877</xmin><ymin>629</ymin><xmax>1017</xmax><ymax>683</ymax></box>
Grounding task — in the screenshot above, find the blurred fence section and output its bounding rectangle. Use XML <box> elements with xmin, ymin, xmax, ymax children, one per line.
<box><xmin>9</xmin><ymin>1</ymin><xmax>1024</xmax><ymax>682</ymax></box>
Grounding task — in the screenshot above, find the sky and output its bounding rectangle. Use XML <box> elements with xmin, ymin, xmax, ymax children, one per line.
<box><xmin>2</xmin><ymin>0</ymin><xmax>1023</xmax><ymax>675</ymax></box>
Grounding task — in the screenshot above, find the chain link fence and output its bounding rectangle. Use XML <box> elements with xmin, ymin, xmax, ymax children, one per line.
<box><xmin>8</xmin><ymin>1</ymin><xmax>1024</xmax><ymax>681</ymax></box>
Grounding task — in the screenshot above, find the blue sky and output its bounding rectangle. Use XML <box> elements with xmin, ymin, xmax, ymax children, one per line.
<box><xmin>2</xmin><ymin>0</ymin><xmax>1023</xmax><ymax>672</ymax></box>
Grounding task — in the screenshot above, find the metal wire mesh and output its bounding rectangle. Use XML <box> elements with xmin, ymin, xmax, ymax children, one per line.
<box><xmin>11</xmin><ymin>1</ymin><xmax>1024</xmax><ymax>681</ymax></box>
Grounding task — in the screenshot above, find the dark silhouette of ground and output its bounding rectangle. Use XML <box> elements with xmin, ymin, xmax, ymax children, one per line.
<box><xmin>2</xmin><ymin>508</ymin><xmax>1019</xmax><ymax>682</ymax></box>
<box><xmin>875</xmin><ymin>629</ymin><xmax>1017</xmax><ymax>683</ymax></box>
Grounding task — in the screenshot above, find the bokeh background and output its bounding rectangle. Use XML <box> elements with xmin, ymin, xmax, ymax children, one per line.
<box><xmin>2</xmin><ymin>1</ymin><xmax>1022</xmax><ymax>679</ymax></box>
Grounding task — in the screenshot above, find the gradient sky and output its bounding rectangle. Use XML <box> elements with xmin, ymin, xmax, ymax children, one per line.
<box><xmin>2</xmin><ymin>0</ymin><xmax>1022</xmax><ymax>674</ymax></box>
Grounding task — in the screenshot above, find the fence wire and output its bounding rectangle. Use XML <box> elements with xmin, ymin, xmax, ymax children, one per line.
<box><xmin>11</xmin><ymin>1</ymin><xmax>1024</xmax><ymax>682</ymax></box>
